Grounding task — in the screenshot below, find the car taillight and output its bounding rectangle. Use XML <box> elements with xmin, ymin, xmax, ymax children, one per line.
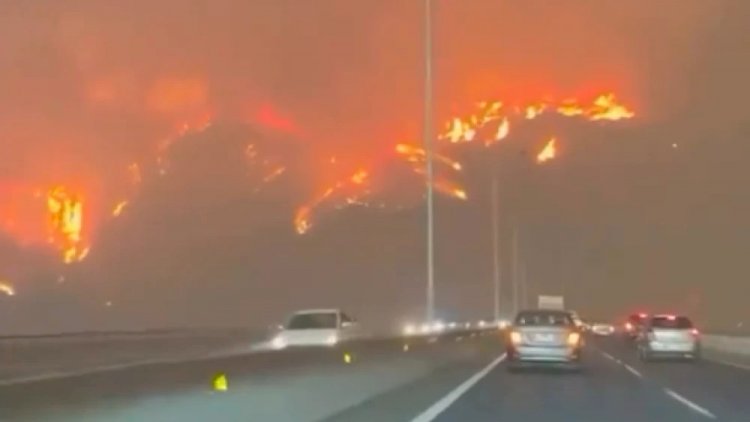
<box><xmin>567</xmin><ymin>332</ymin><xmax>581</xmax><ymax>346</ymax></box>
<box><xmin>691</xmin><ymin>328</ymin><xmax>700</xmax><ymax>336</ymax></box>
<box><xmin>509</xmin><ymin>331</ymin><xmax>522</xmax><ymax>345</ymax></box>
<box><xmin>625</xmin><ymin>322</ymin><xmax>633</xmax><ymax>331</ymax></box>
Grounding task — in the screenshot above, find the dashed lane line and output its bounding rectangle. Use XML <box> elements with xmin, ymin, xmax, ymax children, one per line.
<box><xmin>664</xmin><ymin>388</ymin><xmax>717</xmax><ymax>419</ymax></box>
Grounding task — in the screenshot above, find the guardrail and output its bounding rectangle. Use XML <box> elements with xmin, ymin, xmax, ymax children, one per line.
<box><xmin>0</xmin><ymin>326</ymin><xmax>497</xmax><ymax>385</ymax></box>
<box><xmin>0</xmin><ymin>328</ymin><xmax>265</xmax><ymax>384</ymax></box>
<box><xmin>702</xmin><ymin>334</ymin><xmax>750</xmax><ymax>357</ymax></box>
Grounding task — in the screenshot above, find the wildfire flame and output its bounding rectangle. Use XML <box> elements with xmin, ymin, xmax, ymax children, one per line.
<box><xmin>261</xmin><ymin>166</ymin><xmax>287</xmax><ymax>184</ymax></box>
<box><xmin>46</xmin><ymin>186</ymin><xmax>87</xmax><ymax>264</ymax></box>
<box><xmin>536</xmin><ymin>138</ymin><xmax>557</xmax><ymax>163</ymax></box>
<box><xmin>112</xmin><ymin>201</ymin><xmax>128</xmax><ymax>217</ymax></box>
<box><xmin>295</xmin><ymin>92</ymin><xmax>633</xmax><ymax>234</ymax></box>
<box><xmin>0</xmin><ymin>281</ymin><xmax>15</xmax><ymax>297</ymax></box>
<box><xmin>0</xmin><ymin>87</ymin><xmax>634</xmax><ymax>261</ymax></box>
<box><xmin>294</xmin><ymin>168</ymin><xmax>371</xmax><ymax>234</ymax></box>
<box><xmin>395</xmin><ymin>144</ymin><xmax>462</xmax><ymax>172</ymax></box>
<box><xmin>433</xmin><ymin>179</ymin><xmax>468</xmax><ymax>200</ymax></box>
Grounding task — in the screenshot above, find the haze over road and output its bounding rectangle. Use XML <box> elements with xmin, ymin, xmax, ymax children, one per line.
<box><xmin>2</xmin><ymin>332</ymin><xmax>749</xmax><ymax>422</ymax></box>
<box><xmin>1</xmin><ymin>1</ymin><xmax>749</xmax><ymax>420</ymax></box>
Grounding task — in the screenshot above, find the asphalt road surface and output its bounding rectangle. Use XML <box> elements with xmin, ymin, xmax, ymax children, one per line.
<box><xmin>1</xmin><ymin>333</ymin><xmax>749</xmax><ymax>422</ymax></box>
<box><xmin>330</xmin><ymin>336</ymin><xmax>750</xmax><ymax>422</ymax></box>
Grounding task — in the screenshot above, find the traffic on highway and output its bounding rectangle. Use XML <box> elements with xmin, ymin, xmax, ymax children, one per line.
<box><xmin>1</xmin><ymin>0</ymin><xmax>749</xmax><ymax>421</ymax></box>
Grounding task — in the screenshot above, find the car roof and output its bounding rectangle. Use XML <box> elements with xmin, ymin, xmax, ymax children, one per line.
<box><xmin>291</xmin><ymin>308</ymin><xmax>341</xmax><ymax>315</ymax></box>
<box><xmin>516</xmin><ymin>309</ymin><xmax>571</xmax><ymax>316</ymax></box>
<box><xmin>650</xmin><ymin>314</ymin><xmax>690</xmax><ymax>319</ymax></box>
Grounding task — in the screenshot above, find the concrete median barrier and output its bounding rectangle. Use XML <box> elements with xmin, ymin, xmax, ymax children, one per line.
<box><xmin>703</xmin><ymin>334</ymin><xmax>750</xmax><ymax>356</ymax></box>
<box><xmin>0</xmin><ymin>328</ymin><xmax>264</xmax><ymax>384</ymax></box>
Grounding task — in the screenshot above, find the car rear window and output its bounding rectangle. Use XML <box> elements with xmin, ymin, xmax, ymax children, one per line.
<box><xmin>651</xmin><ymin>316</ymin><xmax>693</xmax><ymax>329</ymax></box>
<box><xmin>515</xmin><ymin>311</ymin><xmax>573</xmax><ymax>326</ymax></box>
<box><xmin>287</xmin><ymin>313</ymin><xmax>338</xmax><ymax>329</ymax></box>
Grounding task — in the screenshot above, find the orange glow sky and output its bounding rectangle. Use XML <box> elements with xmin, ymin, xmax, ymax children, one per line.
<box><xmin>1</xmin><ymin>0</ymin><xmax>746</xmax><ymax>332</ymax></box>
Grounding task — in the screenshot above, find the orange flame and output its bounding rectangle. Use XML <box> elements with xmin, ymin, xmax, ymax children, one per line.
<box><xmin>536</xmin><ymin>138</ymin><xmax>557</xmax><ymax>164</ymax></box>
<box><xmin>295</xmin><ymin>168</ymin><xmax>371</xmax><ymax>234</ymax></box>
<box><xmin>493</xmin><ymin>117</ymin><xmax>510</xmax><ymax>144</ymax></box>
<box><xmin>440</xmin><ymin>92</ymin><xmax>633</xmax><ymax>148</ymax></box>
<box><xmin>46</xmin><ymin>186</ymin><xmax>87</xmax><ymax>264</ymax></box>
<box><xmin>261</xmin><ymin>166</ymin><xmax>287</xmax><ymax>184</ymax></box>
<box><xmin>588</xmin><ymin>93</ymin><xmax>636</xmax><ymax>121</ymax></box>
<box><xmin>297</xmin><ymin>92</ymin><xmax>631</xmax><ymax>234</ymax></box>
<box><xmin>524</xmin><ymin>103</ymin><xmax>546</xmax><ymax>120</ymax></box>
<box><xmin>0</xmin><ymin>281</ymin><xmax>15</xmax><ymax>297</ymax></box>
<box><xmin>395</xmin><ymin>144</ymin><xmax>462</xmax><ymax>171</ymax></box>
<box><xmin>350</xmin><ymin>169</ymin><xmax>368</xmax><ymax>185</ymax></box>
<box><xmin>112</xmin><ymin>200</ymin><xmax>128</xmax><ymax>217</ymax></box>
<box><xmin>433</xmin><ymin>179</ymin><xmax>468</xmax><ymax>200</ymax></box>
<box><xmin>294</xmin><ymin>206</ymin><xmax>313</xmax><ymax>235</ymax></box>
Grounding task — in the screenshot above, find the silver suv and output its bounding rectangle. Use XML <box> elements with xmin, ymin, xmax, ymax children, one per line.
<box><xmin>637</xmin><ymin>315</ymin><xmax>701</xmax><ymax>362</ymax></box>
<box><xmin>506</xmin><ymin>309</ymin><xmax>584</xmax><ymax>371</ymax></box>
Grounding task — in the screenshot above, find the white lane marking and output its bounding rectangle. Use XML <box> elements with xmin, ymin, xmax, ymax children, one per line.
<box><xmin>664</xmin><ymin>388</ymin><xmax>717</xmax><ymax>419</ymax></box>
<box><xmin>599</xmin><ymin>350</ymin><xmax>623</xmax><ymax>365</ymax></box>
<box><xmin>410</xmin><ymin>353</ymin><xmax>507</xmax><ymax>422</ymax></box>
<box><xmin>601</xmin><ymin>351</ymin><xmax>617</xmax><ymax>362</ymax></box>
<box><xmin>707</xmin><ymin>357</ymin><xmax>750</xmax><ymax>371</ymax></box>
<box><xmin>599</xmin><ymin>350</ymin><xmax>642</xmax><ymax>378</ymax></box>
<box><xmin>623</xmin><ymin>364</ymin><xmax>643</xmax><ymax>378</ymax></box>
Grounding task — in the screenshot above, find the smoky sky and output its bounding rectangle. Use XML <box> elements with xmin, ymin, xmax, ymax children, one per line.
<box><xmin>0</xmin><ymin>0</ymin><xmax>748</xmax><ymax>333</ymax></box>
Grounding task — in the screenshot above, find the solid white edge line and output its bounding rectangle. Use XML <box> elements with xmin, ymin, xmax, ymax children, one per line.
<box><xmin>410</xmin><ymin>353</ymin><xmax>507</xmax><ymax>422</ymax></box>
<box><xmin>623</xmin><ymin>364</ymin><xmax>643</xmax><ymax>378</ymax></box>
<box><xmin>664</xmin><ymin>388</ymin><xmax>717</xmax><ymax>419</ymax></box>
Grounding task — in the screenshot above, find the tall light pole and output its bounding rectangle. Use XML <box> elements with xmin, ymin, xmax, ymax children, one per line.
<box><xmin>491</xmin><ymin>174</ymin><xmax>501</xmax><ymax>322</ymax></box>
<box><xmin>520</xmin><ymin>258</ymin><xmax>527</xmax><ymax>309</ymax></box>
<box><xmin>423</xmin><ymin>0</ymin><xmax>435</xmax><ymax>324</ymax></box>
<box><xmin>512</xmin><ymin>225</ymin><xmax>519</xmax><ymax>316</ymax></box>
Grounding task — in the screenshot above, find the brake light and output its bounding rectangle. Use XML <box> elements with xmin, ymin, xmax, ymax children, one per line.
<box><xmin>691</xmin><ymin>328</ymin><xmax>700</xmax><ymax>336</ymax></box>
<box><xmin>667</xmin><ymin>315</ymin><xmax>676</xmax><ymax>320</ymax></box>
<box><xmin>639</xmin><ymin>313</ymin><xmax>648</xmax><ymax>318</ymax></box>
<box><xmin>509</xmin><ymin>331</ymin><xmax>522</xmax><ymax>345</ymax></box>
<box><xmin>625</xmin><ymin>322</ymin><xmax>633</xmax><ymax>331</ymax></box>
<box><xmin>567</xmin><ymin>332</ymin><xmax>581</xmax><ymax>346</ymax></box>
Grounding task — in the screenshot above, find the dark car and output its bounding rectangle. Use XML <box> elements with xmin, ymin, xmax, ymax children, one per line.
<box><xmin>623</xmin><ymin>313</ymin><xmax>649</xmax><ymax>340</ymax></box>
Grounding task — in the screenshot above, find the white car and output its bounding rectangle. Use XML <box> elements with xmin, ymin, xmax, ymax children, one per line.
<box><xmin>637</xmin><ymin>314</ymin><xmax>701</xmax><ymax>361</ymax></box>
<box><xmin>271</xmin><ymin>309</ymin><xmax>360</xmax><ymax>349</ymax></box>
<box><xmin>591</xmin><ymin>323</ymin><xmax>615</xmax><ymax>336</ymax></box>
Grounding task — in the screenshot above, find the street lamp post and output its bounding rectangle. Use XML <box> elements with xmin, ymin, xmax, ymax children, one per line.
<box><xmin>512</xmin><ymin>225</ymin><xmax>519</xmax><ymax>316</ymax></box>
<box><xmin>491</xmin><ymin>174</ymin><xmax>501</xmax><ymax>322</ymax></box>
<box><xmin>423</xmin><ymin>0</ymin><xmax>435</xmax><ymax>324</ymax></box>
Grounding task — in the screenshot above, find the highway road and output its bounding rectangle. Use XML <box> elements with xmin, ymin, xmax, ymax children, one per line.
<box><xmin>1</xmin><ymin>332</ymin><xmax>749</xmax><ymax>421</ymax></box>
